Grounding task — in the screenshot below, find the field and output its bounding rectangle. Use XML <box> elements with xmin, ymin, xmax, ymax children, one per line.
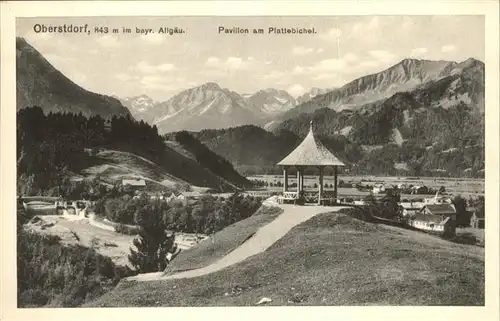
<box><xmin>87</xmin><ymin>211</ymin><xmax>484</xmax><ymax>307</ymax></box>
<box><xmin>82</xmin><ymin>149</ymin><xmax>185</xmax><ymax>189</ymax></box>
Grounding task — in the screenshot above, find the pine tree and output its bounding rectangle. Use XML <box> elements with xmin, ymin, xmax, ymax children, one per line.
<box><xmin>128</xmin><ymin>202</ymin><xmax>176</xmax><ymax>273</ymax></box>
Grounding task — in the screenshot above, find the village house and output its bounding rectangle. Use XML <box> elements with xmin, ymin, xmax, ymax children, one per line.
<box><xmin>399</xmin><ymin>201</ymin><xmax>423</xmax><ymax>217</ymax></box>
<box><xmin>411</xmin><ymin>185</ymin><xmax>424</xmax><ymax>194</ymax></box>
<box><xmin>175</xmin><ymin>191</ymin><xmax>203</xmax><ymax>200</ymax></box>
<box><xmin>424</xmin><ymin>195</ymin><xmax>452</xmax><ymax>205</ymax></box>
<box><xmin>170</xmin><ymin>191</ymin><xmax>205</xmax><ymax>205</ymax></box>
<box><xmin>166</xmin><ymin>192</ymin><xmax>177</xmax><ymax>203</ymax></box>
<box><xmin>396</xmin><ymin>183</ymin><xmax>407</xmax><ymax>189</ymax></box>
<box><xmin>122</xmin><ymin>179</ymin><xmax>146</xmax><ymax>190</ymax></box>
<box><xmin>408</xmin><ymin>204</ymin><xmax>457</xmax><ymax>235</ymax></box>
<box><xmin>372</xmin><ymin>183</ymin><xmax>386</xmax><ymax>194</ymax></box>
<box><xmin>149</xmin><ymin>193</ymin><xmax>164</xmax><ymax>200</ymax></box>
<box><xmin>421</xmin><ymin>204</ymin><xmax>457</xmax><ymax>216</ymax></box>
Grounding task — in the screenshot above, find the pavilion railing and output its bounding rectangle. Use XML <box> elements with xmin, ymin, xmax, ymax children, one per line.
<box><xmin>278</xmin><ymin>190</ymin><xmax>345</xmax><ymax>205</ymax></box>
<box><xmin>278</xmin><ymin>191</ymin><xmax>298</xmax><ymax>204</ymax></box>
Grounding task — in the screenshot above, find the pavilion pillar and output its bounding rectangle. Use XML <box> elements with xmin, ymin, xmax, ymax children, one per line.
<box><xmin>296</xmin><ymin>168</ymin><xmax>301</xmax><ymax>194</ymax></box>
<box><xmin>300</xmin><ymin>168</ymin><xmax>305</xmax><ymax>192</ymax></box>
<box><xmin>318</xmin><ymin>166</ymin><xmax>324</xmax><ymax>205</ymax></box>
<box><xmin>333</xmin><ymin>166</ymin><xmax>338</xmax><ymax>204</ymax></box>
<box><xmin>283</xmin><ymin>166</ymin><xmax>289</xmax><ymax>193</ymax></box>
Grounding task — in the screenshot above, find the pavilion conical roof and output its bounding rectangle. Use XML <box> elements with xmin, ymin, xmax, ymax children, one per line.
<box><xmin>277</xmin><ymin>121</ymin><xmax>345</xmax><ymax>166</ymax></box>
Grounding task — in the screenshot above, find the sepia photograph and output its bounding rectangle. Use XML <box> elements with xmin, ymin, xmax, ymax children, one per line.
<box><xmin>1</xmin><ymin>1</ymin><xmax>499</xmax><ymax>320</ymax></box>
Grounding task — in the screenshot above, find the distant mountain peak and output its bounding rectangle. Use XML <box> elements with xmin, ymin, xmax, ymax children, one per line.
<box><xmin>244</xmin><ymin>88</ymin><xmax>297</xmax><ymax>117</ymax></box>
<box><xmin>136</xmin><ymin>94</ymin><xmax>153</xmax><ymax>99</ymax></box>
<box><xmin>117</xmin><ymin>94</ymin><xmax>157</xmax><ymax>118</ymax></box>
<box><xmin>199</xmin><ymin>82</ymin><xmax>222</xmax><ymax>91</ymax></box>
<box><xmin>261</xmin><ymin>88</ymin><xmax>279</xmax><ymax>94</ymax></box>
<box><xmin>282</xmin><ymin>57</ymin><xmax>482</xmax><ymax>118</ymax></box>
<box><xmin>460</xmin><ymin>57</ymin><xmax>484</xmax><ymax>67</ymax></box>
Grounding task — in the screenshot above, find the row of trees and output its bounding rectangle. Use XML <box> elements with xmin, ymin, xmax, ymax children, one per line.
<box><xmin>98</xmin><ymin>193</ymin><xmax>263</xmax><ymax>235</ymax></box>
<box><xmin>108</xmin><ymin>193</ymin><xmax>263</xmax><ymax>273</ymax></box>
<box><xmin>17</xmin><ymin>107</ymin><xmax>165</xmax><ymax>196</ymax></box>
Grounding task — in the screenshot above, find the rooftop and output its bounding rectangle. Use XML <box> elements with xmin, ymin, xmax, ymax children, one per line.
<box><xmin>422</xmin><ymin>204</ymin><xmax>457</xmax><ymax>215</ymax></box>
<box><xmin>277</xmin><ymin>121</ymin><xmax>345</xmax><ymax>167</ymax></box>
<box><xmin>122</xmin><ymin>179</ymin><xmax>146</xmax><ymax>186</ymax></box>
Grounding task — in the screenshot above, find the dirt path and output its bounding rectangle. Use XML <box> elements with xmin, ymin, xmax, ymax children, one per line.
<box><xmin>126</xmin><ymin>203</ymin><xmax>349</xmax><ymax>281</ymax></box>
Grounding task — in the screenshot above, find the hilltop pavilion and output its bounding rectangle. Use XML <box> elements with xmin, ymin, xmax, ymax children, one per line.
<box><xmin>277</xmin><ymin>121</ymin><xmax>345</xmax><ymax>205</ymax></box>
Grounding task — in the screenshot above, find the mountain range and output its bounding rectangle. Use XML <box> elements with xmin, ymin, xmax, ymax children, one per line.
<box><xmin>118</xmin><ymin>57</ymin><xmax>484</xmax><ymax>134</ymax></box>
<box><xmin>119</xmin><ymin>84</ymin><xmax>298</xmax><ymax>133</ymax></box>
<box><xmin>278</xmin><ymin>58</ymin><xmax>484</xmax><ymax>122</ymax></box>
<box><xmin>16</xmin><ymin>37</ymin><xmax>130</xmax><ymax>118</ymax></box>
<box><xmin>188</xmin><ymin>58</ymin><xmax>485</xmax><ymax>177</ymax></box>
<box><xmin>16</xmin><ymin>36</ymin><xmax>485</xmax><ymax>178</ymax></box>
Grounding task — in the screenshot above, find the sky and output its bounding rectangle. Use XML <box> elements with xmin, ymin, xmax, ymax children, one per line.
<box><xmin>17</xmin><ymin>16</ymin><xmax>484</xmax><ymax>101</ymax></box>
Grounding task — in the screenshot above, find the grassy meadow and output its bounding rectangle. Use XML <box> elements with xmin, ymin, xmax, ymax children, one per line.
<box><xmin>88</xmin><ymin>212</ymin><xmax>484</xmax><ymax>307</ymax></box>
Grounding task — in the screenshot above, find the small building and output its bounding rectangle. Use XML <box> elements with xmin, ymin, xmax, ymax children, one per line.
<box><xmin>409</xmin><ymin>204</ymin><xmax>457</xmax><ymax>235</ymax></box>
<box><xmin>409</xmin><ymin>214</ymin><xmax>454</xmax><ymax>234</ymax></box>
<box><xmin>122</xmin><ymin>179</ymin><xmax>146</xmax><ymax>189</ymax></box>
<box><xmin>372</xmin><ymin>183</ymin><xmax>386</xmax><ymax>194</ymax></box>
<box><xmin>411</xmin><ymin>185</ymin><xmax>424</xmax><ymax>194</ymax></box>
<box><xmin>421</xmin><ymin>204</ymin><xmax>457</xmax><ymax>216</ymax></box>
<box><xmin>424</xmin><ymin>195</ymin><xmax>452</xmax><ymax>205</ymax></box>
<box><xmin>166</xmin><ymin>192</ymin><xmax>177</xmax><ymax>203</ymax></box>
<box><xmin>178</xmin><ymin>191</ymin><xmax>204</xmax><ymax>199</ymax></box>
<box><xmin>399</xmin><ymin>201</ymin><xmax>423</xmax><ymax>217</ymax></box>
<box><xmin>149</xmin><ymin>194</ymin><xmax>164</xmax><ymax>200</ymax></box>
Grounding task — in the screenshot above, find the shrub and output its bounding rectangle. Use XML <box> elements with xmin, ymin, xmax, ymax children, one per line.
<box><xmin>453</xmin><ymin>195</ymin><xmax>471</xmax><ymax>227</ymax></box>
<box><xmin>339</xmin><ymin>207</ymin><xmax>373</xmax><ymax>222</ymax></box>
<box><xmin>114</xmin><ymin>223</ymin><xmax>140</xmax><ymax>235</ymax></box>
<box><xmin>99</xmin><ymin>192</ymin><xmax>263</xmax><ymax>236</ymax></box>
<box><xmin>128</xmin><ymin>201</ymin><xmax>176</xmax><ymax>273</ymax></box>
<box><xmin>17</xmin><ymin>229</ymin><xmax>133</xmax><ymax>307</ymax></box>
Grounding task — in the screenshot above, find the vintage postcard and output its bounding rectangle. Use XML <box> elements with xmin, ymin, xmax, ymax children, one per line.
<box><xmin>1</xmin><ymin>1</ymin><xmax>499</xmax><ymax>321</ymax></box>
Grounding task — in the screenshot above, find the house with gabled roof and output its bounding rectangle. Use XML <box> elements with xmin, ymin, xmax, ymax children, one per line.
<box><xmin>166</xmin><ymin>192</ymin><xmax>177</xmax><ymax>203</ymax></box>
<box><xmin>408</xmin><ymin>203</ymin><xmax>457</xmax><ymax>235</ymax></box>
<box><xmin>399</xmin><ymin>201</ymin><xmax>423</xmax><ymax>217</ymax></box>
<box><xmin>122</xmin><ymin>178</ymin><xmax>146</xmax><ymax>189</ymax></box>
<box><xmin>420</xmin><ymin>204</ymin><xmax>457</xmax><ymax>216</ymax></box>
